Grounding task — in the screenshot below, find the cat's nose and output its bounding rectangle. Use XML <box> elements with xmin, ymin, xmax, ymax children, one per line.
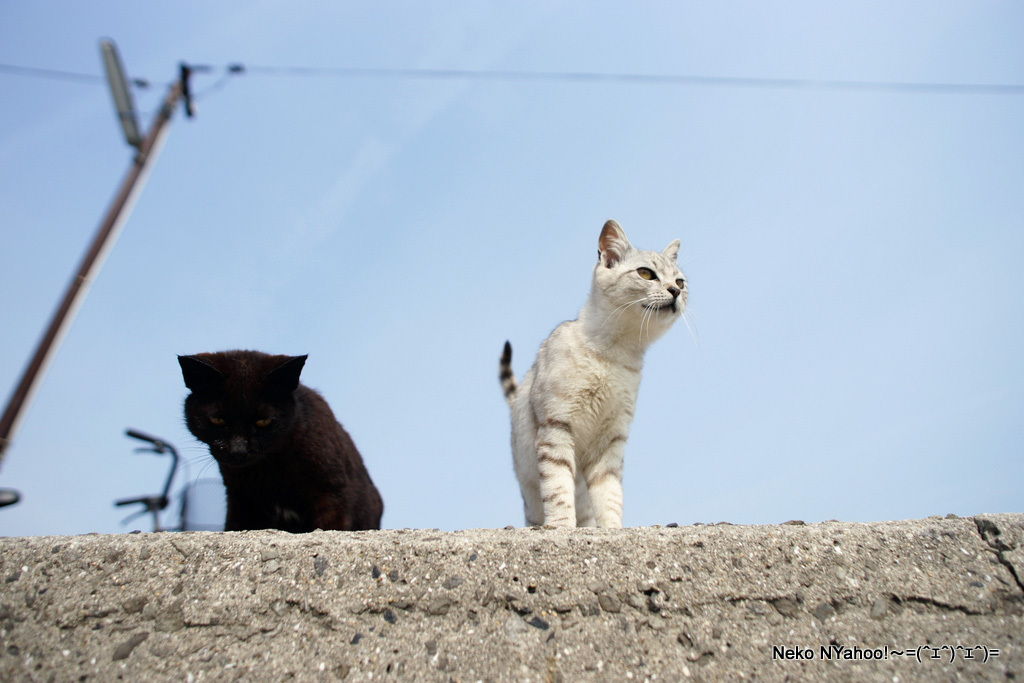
<box><xmin>668</xmin><ymin>286</ymin><xmax>681</xmax><ymax>299</ymax></box>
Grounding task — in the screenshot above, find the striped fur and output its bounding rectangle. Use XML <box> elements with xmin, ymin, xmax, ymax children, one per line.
<box><xmin>499</xmin><ymin>341</ymin><xmax>517</xmax><ymax>404</ymax></box>
<box><xmin>501</xmin><ymin>220</ymin><xmax>686</xmax><ymax>528</ymax></box>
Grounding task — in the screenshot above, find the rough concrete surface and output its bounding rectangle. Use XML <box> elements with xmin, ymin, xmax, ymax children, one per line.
<box><xmin>1</xmin><ymin>514</ymin><xmax>1021</xmax><ymax>682</ymax></box>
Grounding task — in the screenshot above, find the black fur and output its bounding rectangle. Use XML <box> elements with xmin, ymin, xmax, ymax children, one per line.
<box><xmin>179</xmin><ymin>350</ymin><xmax>382</xmax><ymax>532</ymax></box>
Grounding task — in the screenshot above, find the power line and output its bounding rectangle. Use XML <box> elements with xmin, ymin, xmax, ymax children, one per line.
<box><xmin>0</xmin><ymin>63</ymin><xmax>152</xmax><ymax>88</ymax></box>
<box><xmin>190</xmin><ymin>70</ymin><xmax>237</xmax><ymax>102</ymax></box>
<box><xmin>3</xmin><ymin>60</ymin><xmax>1023</xmax><ymax>95</ymax></box>
<box><xmin>241</xmin><ymin>64</ymin><xmax>1024</xmax><ymax>95</ymax></box>
<box><xmin>0</xmin><ymin>63</ymin><xmax>104</xmax><ymax>84</ymax></box>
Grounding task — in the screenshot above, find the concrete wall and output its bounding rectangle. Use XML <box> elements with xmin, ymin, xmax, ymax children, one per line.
<box><xmin>1</xmin><ymin>513</ymin><xmax>1021</xmax><ymax>681</ymax></box>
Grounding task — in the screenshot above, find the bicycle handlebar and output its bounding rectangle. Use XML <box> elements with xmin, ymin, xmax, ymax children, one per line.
<box><xmin>126</xmin><ymin>428</ymin><xmax>165</xmax><ymax>449</ymax></box>
<box><xmin>0</xmin><ymin>489</ymin><xmax>19</xmax><ymax>508</ymax></box>
<box><xmin>115</xmin><ymin>494</ymin><xmax>169</xmax><ymax>509</ymax></box>
<box><xmin>123</xmin><ymin>427</ymin><xmax>180</xmax><ymax>508</ymax></box>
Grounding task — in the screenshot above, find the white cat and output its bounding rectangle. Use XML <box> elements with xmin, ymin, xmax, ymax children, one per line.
<box><xmin>500</xmin><ymin>219</ymin><xmax>687</xmax><ymax>528</ymax></box>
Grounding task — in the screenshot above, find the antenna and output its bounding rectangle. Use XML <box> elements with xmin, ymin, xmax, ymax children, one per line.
<box><xmin>100</xmin><ymin>39</ymin><xmax>142</xmax><ymax>147</ymax></box>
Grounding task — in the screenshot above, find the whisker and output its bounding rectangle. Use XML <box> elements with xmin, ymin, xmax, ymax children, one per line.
<box><xmin>639</xmin><ymin>299</ymin><xmax>654</xmax><ymax>346</ymax></box>
<box><xmin>681</xmin><ymin>311</ymin><xmax>699</xmax><ymax>349</ymax></box>
<box><xmin>646</xmin><ymin>304</ymin><xmax>656</xmax><ymax>344</ymax></box>
<box><xmin>600</xmin><ymin>297</ymin><xmax>647</xmax><ymax>329</ymax></box>
<box><xmin>684</xmin><ymin>305</ymin><xmax>705</xmax><ymax>329</ymax></box>
<box><xmin>681</xmin><ymin>304</ymin><xmax>702</xmax><ymax>349</ymax></box>
<box><xmin>194</xmin><ymin>458</ymin><xmax>220</xmax><ymax>481</ymax></box>
<box><xmin>183</xmin><ymin>454</ymin><xmax>212</xmax><ymax>468</ymax></box>
<box><xmin>637</xmin><ymin>301</ymin><xmax>645</xmax><ymax>345</ymax></box>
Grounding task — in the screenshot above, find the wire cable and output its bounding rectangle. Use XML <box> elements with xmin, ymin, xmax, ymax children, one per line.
<box><xmin>190</xmin><ymin>71</ymin><xmax>235</xmax><ymax>102</ymax></box>
<box><xmin>0</xmin><ymin>63</ymin><xmax>152</xmax><ymax>88</ymax></box>
<box><xmin>0</xmin><ymin>63</ymin><xmax>104</xmax><ymax>84</ymax></box>
<box><xmin>4</xmin><ymin>61</ymin><xmax>1022</xmax><ymax>95</ymax></box>
<box><xmin>240</xmin><ymin>64</ymin><xmax>1024</xmax><ymax>95</ymax></box>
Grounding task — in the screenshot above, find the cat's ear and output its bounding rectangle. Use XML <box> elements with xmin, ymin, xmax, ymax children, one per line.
<box><xmin>598</xmin><ymin>219</ymin><xmax>632</xmax><ymax>268</ymax></box>
<box><xmin>663</xmin><ymin>239</ymin><xmax>681</xmax><ymax>261</ymax></box>
<box><xmin>178</xmin><ymin>355</ymin><xmax>224</xmax><ymax>393</ymax></box>
<box><xmin>266</xmin><ymin>355</ymin><xmax>307</xmax><ymax>395</ymax></box>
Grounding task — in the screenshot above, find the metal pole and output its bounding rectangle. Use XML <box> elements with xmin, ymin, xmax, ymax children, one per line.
<box><xmin>0</xmin><ymin>79</ymin><xmax>184</xmax><ymax>466</ymax></box>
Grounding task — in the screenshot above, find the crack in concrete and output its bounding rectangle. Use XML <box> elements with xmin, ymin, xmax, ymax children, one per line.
<box><xmin>974</xmin><ymin>518</ymin><xmax>1024</xmax><ymax>595</ymax></box>
<box><xmin>903</xmin><ymin>596</ymin><xmax>985</xmax><ymax>616</ymax></box>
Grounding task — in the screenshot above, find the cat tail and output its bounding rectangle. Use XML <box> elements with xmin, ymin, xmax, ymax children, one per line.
<box><xmin>499</xmin><ymin>341</ymin><xmax>518</xmax><ymax>405</ymax></box>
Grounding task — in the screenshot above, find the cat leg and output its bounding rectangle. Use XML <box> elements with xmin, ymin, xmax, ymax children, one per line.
<box><xmin>574</xmin><ymin>475</ymin><xmax>596</xmax><ymax>527</ymax></box>
<box><xmin>513</xmin><ymin>432</ymin><xmax>545</xmax><ymax>526</ymax></box>
<box><xmin>223</xmin><ymin>494</ymin><xmax>256</xmax><ymax>531</ymax></box>
<box><xmin>519</xmin><ymin>480</ymin><xmax>545</xmax><ymax>527</ymax></box>
<box><xmin>583</xmin><ymin>446</ymin><xmax>625</xmax><ymax>528</ymax></box>
<box><xmin>312</xmin><ymin>499</ymin><xmax>352</xmax><ymax>532</ymax></box>
<box><xmin>535</xmin><ymin>420</ymin><xmax>577</xmax><ymax>527</ymax></box>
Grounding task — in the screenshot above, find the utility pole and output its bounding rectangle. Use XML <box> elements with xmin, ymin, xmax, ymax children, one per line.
<box><xmin>0</xmin><ymin>41</ymin><xmax>193</xmax><ymax>497</ymax></box>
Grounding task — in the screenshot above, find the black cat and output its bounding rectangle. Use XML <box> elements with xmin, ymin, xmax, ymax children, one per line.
<box><xmin>178</xmin><ymin>350</ymin><xmax>383</xmax><ymax>532</ymax></box>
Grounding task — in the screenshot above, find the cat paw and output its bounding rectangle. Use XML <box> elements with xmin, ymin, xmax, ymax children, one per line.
<box><xmin>541</xmin><ymin>519</ymin><xmax>576</xmax><ymax>530</ymax></box>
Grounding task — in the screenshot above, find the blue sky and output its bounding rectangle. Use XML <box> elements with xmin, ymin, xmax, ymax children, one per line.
<box><xmin>1</xmin><ymin>2</ymin><xmax>1021</xmax><ymax>536</ymax></box>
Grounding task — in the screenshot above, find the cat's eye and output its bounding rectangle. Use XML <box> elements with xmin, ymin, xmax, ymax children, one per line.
<box><xmin>676</xmin><ymin>278</ymin><xmax>685</xmax><ymax>289</ymax></box>
<box><xmin>636</xmin><ymin>267</ymin><xmax>657</xmax><ymax>281</ymax></box>
<box><xmin>208</xmin><ymin>417</ymin><xmax>225</xmax><ymax>426</ymax></box>
<box><xmin>255</xmin><ymin>418</ymin><xmax>273</xmax><ymax>428</ymax></box>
